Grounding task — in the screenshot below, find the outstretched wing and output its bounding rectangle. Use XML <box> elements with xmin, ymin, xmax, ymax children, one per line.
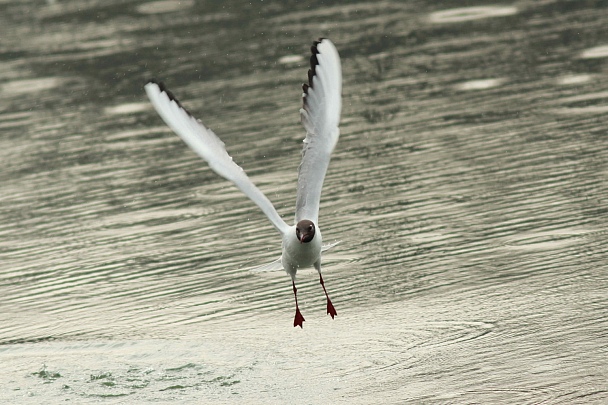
<box><xmin>145</xmin><ymin>81</ymin><xmax>290</xmax><ymax>235</ymax></box>
<box><xmin>296</xmin><ymin>38</ymin><xmax>342</xmax><ymax>224</ymax></box>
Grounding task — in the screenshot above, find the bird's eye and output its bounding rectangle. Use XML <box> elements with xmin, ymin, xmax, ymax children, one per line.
<box><xmin>308</xmin><ymin>225</ymin><xmax>313</xmax><ymax>231</ymax></box>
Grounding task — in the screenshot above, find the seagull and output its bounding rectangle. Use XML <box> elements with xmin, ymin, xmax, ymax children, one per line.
<box><xmin>144</xmin><ymin>38</ymin><xmax>341</xmax><ymax>328</ymax></box>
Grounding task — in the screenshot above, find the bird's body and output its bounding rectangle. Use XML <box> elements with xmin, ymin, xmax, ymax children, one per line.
<box><xmin>145</xmin><ymin>38</ymin><xmax>342</xmax><ymax>327</ymax></box>
<box><xmin>282</xmin><ymin>223</ymin><xmax>323</xmax><ymax>276</ymax></box>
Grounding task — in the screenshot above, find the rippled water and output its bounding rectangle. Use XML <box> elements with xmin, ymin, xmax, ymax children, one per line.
<box><xmin>1</xmin><ymin>1</ymin><xmax>607</xmax><ymax>403</ymax></box>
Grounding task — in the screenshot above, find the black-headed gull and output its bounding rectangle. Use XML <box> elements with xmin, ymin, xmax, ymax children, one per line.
<box><xmin>144</xmin><ymin>38</ymin><xmax>341</xmax><ymax>328</ymax></box>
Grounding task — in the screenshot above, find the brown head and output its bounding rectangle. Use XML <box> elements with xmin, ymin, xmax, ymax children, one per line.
<box><xmin>296</xmin><ymin>220</ymin><xmax>315</xmax><ymax>243</ymax></box>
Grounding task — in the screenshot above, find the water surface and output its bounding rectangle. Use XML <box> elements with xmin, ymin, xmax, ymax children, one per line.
<box><xmin>1</xmin><ymin>0</ymin><xmax>607</xmax><ymax>403</ymax></box>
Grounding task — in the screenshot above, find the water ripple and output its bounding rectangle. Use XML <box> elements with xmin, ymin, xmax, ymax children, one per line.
<box><xmin>1</xmin><ymin>1</ymin><xmax>607</xmax><ymax>403</ymax></box>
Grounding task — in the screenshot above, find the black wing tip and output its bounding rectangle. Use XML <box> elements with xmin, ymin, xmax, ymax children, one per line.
<box><xmin>146</xmin><ymin>78</ymin><xmax>193</xmax><ymax>117</ymax></box>
<box><xmin>313</xmin><ymin>37</ymin><xmax>327</xmax><ymax>47</ymax></box>
<box><xmin>303</xmin><ymin>38</ymin><xmax>329</xmax><ymax>105</ymax></box>
<box><xmin>146</xmin><ymin>78</ymin><xmax>167</xmax><ymax>93</ymax></box>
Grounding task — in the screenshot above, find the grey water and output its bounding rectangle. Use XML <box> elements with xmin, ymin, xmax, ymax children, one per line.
<box><xmin>1</xmin><ymin>0</ymin><xmax>607</xmax><ymax>403</ymax></box>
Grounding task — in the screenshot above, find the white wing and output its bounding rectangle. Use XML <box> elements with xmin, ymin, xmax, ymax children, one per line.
<box><xmin>296</xmin><ymin>38</ymin><xmax>342</xmax><ymax>224</ymax></box>
<box><xmin>248</xmin><ymin>256</ymin><xmax>284</xmax><ymax>273</ymax></box>
<box><xmin>145</xmin><ymin>81</ymin><xmax>290</xmax><ymax>235</ymax></box>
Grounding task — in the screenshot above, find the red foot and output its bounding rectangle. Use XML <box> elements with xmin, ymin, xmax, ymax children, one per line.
<box><xmin>319</xmin><ymin>274</ymin><xmax>337</xmax><ymax>319</ymax></box>
<box><xmin>294</xmin><ymin>307</ymin><xmax>305</xmax><ymax>328</ymax></box>
<box><xmin>327</xmin><ymin>299</ymin><xmax>337</xmax><ymax>319</ymax></box>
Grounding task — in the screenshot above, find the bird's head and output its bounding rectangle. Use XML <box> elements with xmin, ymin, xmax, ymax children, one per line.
<box><xmin>295</xmin><ymin>220</ymin><xmax>315</xmax><ymax>244</ymax></box>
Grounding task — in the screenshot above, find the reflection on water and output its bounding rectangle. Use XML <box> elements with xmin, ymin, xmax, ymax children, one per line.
<box><xmin>136</xmin><ymin>0</ymin><xmax>196</xmax><ymax>15</ymax></box>
<box><xmin>428</xmin><ymin>6</ymin><xmax>519</xmax><ymax>23</ymax></box>
<box><xmin>455</xmin><ymin>77</ymin><xmax>506</xmax><ymax>91</ymax></box>
<box><xmin>580</xmin><ymin>45</ymin><xmax>608</xmax><ymax>59</ymax></box>
<box><xmin>1</xmin><ymin>0</ymin><xmax>607</xmax><ymax>403</ymax></box>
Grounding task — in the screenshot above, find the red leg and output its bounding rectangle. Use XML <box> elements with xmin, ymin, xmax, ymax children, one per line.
<box><xmin>319</xmin><ymin>274</ymin><xmax>337</xmax><ymax>319</ymax></box>
<box><xmin>292</xmin><ymin>281</ymin><xmax>305</xmax><ymax>328</ymax></box>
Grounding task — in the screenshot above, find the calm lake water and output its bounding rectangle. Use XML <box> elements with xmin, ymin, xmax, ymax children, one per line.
<box><xmin>1</xmin><ymin>0</ymin><xmax>607</xmax><ymax>403</ymax></box>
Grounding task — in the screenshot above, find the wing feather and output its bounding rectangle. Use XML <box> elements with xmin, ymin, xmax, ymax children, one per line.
<box><xmin>295</xmin><ymin>38</ymin><xmax>342</xmax><ymax>223</ymax></box>
<box><xmin>145</xmin><ymin>81</ymin><xmax>290</xmax><ymax>235</ymax></box>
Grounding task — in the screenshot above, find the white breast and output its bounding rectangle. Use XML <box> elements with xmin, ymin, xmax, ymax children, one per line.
<box><xmin>281</xmin><ymin>224</ymin><xmax>323</xmax><ymax>276</ymax></box>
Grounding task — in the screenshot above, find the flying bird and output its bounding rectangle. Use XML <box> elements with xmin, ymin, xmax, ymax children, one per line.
<box><xmin>144</xmin><ymin>38</ymin><xmax>342</xmax><ymax>328</ymax></box>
